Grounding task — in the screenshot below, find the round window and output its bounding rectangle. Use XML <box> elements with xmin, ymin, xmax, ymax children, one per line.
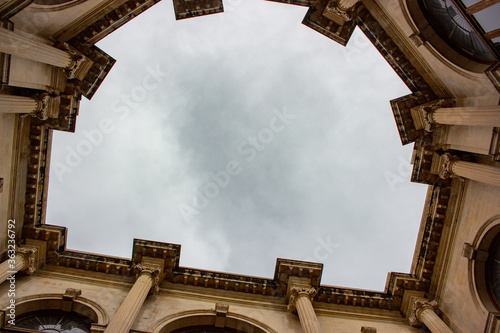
<box><xmin>487</xmin><ymin>235</ymin><xmax>500</xmax><ymax>310</ymax></box>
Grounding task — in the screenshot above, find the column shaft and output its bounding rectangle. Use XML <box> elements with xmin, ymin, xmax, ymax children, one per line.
<box><xmin>104</xmin><ymin>272</ymin><xmax>153</xmax><ymax>333</ymax></box>
<box><xmin>419</xmin><ymin>308</ymin><xmax>454</xmax><ymax>333</ymax></box>
<box><xmin>295</xmin><ymin>295</ymin><xmax>322</xmax><ymax>333</ymax></box>
<box><xmin>451</xmin><ymin>160</ymin><xmax>500</xmax><ymax>187</ymax></box>
<box><xmin>0</xmin><ymin>27</ymin><xmax>72</xmax><ymax>68</ymax></box>
<box><xmin>0</xmin><ymin>253</ymin><xmax>28</xmax><ymax>284</ymax></box>
<box><xmin>0</xmin><ymin>94</ymin><xmax>38</xmax><ymax>114</ymax></box>
<box><xmin>338</xmin><ymin>0</ymin><xmax>358</xmax><ymax>10</ymax></box>
<box><xmin>432</xmin><ymin>106</ymin><xmax>500</xmax><ymax>127</ymax></box>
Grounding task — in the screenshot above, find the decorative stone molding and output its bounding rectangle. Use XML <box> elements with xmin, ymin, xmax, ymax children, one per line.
<box><xmin>390</xmin><ymin>91</ymin><xmax>437</xmax><ymax>145</ymax></box>
<box><xmin>0</xmin><ymin>0</ymin><xmax>32</xmax><ymax>19</ymax></box>
<box><xmin>275</xmin><ymin>258</ymin><xmax>323</xmax><ymax>297</ymax></box>
<box><xmin>302</xmin><ymin>0</ymin><xmax>358</xmax><ymax>46</ymax></box>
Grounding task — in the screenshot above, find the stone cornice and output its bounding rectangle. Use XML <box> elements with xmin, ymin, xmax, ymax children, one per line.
<box><xmin>390</xmin><ymin>91</ymin><xmax>437</xmax><ymax>146</ymax></box>
<box><xmin>265</xmin><ymin>0</ymin><xmax>315</xmax><ymax>7</ymax></box>
<box><xmin>53</xmin><ymin>0</ymin><xmax>161</xmax><ymax>45</ymax></box>
<box><xmin>356</xmin><ymin>6</ymin><xmax>431</xmax><ymax>94</ymax></box>
<box><xmin>172</xmin><ymin>0</ymin><xmax>224</xmax><ymax>20</ymax></box>
<box><xmin>173</xmin><ymin>266</ymin><xmax>278</xmax><ymax>296</ymax></box>
<box><xmin>302</xmin><ymin>0</ymin><xmax>359</xmax><ymax>46</ymax></box>
<box><xmin>34</xmin><ymin>242</ymin><xmax>401</xmax><ymax>310</ymax></box>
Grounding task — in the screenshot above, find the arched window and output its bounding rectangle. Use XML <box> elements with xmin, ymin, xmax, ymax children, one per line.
<box><xmin>486</xmin><ymin>234</ymin><xmax>500</xmax><ymax>310</ymax></box>
<box><xmin>407</xmin><ymin>0</ymin><xmax>497</xmax><ymax>72</ymax></box>
<box><xmin>467</xmin><ymin>216</ymin><xmax>500</xmax><ymax>315</ymax></box>
<box><xmin>152</xmin><ymin>309</ymin><xmax>277</xmax><ymax>333</ymax></box>
<box><xmin>12</xmin><ymin>310</ymin><xmax>93</xmax><ymax>333</ymax></box>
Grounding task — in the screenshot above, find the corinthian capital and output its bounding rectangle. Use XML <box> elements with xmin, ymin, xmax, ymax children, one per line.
<box><xmin>134</xmin><ymin>263</ymin><xmax>162</xmax><ymax>292</ymax></box>
<box><xmin>410</xmin><ymin>99</ymin><xmax>455</xmax><ymax>132</ymax></box>
<box><xmin>16</xmin><ymin>246</ymin><xmax>38</xmax><ymax>275</ymax></box>
<box><xmin>30</xmin><ymin>93</ymin><xmax>60</xmax><ymax>120</ymax></box>
<box><xmin>287</xmin><ymin>286</ymin><xmax>317</xmax><ymax>312</ymax></box>
<box><xmin>430</xmin><ymin>152</ymin><xmax>460</xmax><ymax>180</ymax></box>
<box><xmin>408</xmin><ymin>297</ymin><xmax>438</xmax><ymax>327</ymax></box>
<box><xmin>64</xmin><ymin>43</ymin><xmax>94</xmax><ymax>81</ymax></box>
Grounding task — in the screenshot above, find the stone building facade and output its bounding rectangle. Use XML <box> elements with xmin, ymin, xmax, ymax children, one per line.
<box><xmin>0</xmin><ymin>0</ymin><xmax>499</xmax><ymax>332</ymax></box>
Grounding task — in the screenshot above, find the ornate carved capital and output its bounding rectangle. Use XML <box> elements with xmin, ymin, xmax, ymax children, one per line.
<box><xmin>431</xmin><ymin>153</ymin><xmax>460</xmax><ymax>180</ymax></box>
<box><xmin>323</xmin><ymin>0</ymin><xmax>354</xmax><ymax>25</ymax></box>
<box><xmin>134</xmin><ymin>263</ymin><xmax>162</xmax><ymax>293</ymax></box>
<box><xmin>30</xmin><ymin>93</ymin><xmax>61</xmax><ymax>120</ymax></box>
<box><xmin>408</xmin><ymin>297</ymin><xmax>438</xmax><ymax>327</ymax></box>
<box><xmin>64</xmin><ymin>43</ymin><xmax>94</xmax><ymax>81</ymax></box>
<box><xmin>287</xmin><ymin>286</ymin><xmax>317</xmax><ymax>313</ymax></box>
<box><xmin>16</xmin><ymin>246</ymin><xmax>37</xmax><ymax>275</ymax></box>
<box><xmin>410</xmin><ymin>99</ymin><xmax>455</xmax><ymax>132</ymax></box>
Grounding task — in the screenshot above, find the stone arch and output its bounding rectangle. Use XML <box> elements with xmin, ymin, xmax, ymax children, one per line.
<box><xmin>405</xmin><ymin>0</ymin><xmax>496</xmax><ymax>73</ymax></box>
<box><xmin>152</xmin><ymin>309</ymin><xmax>278</xmax><ymax>333</ymax></box>
<box><xmin>1</xmin><ymin>290</ymin><xmax>109</xmax><ymax>325</ymax></box>
<box><xmin>467</xmin><ymin>215</ymin><xmax>500</xmax><ymax>315</ymax></box>
<box><xmin>31</xmin><ymin>0</ymin><xmax>88</xmax><ymax>11</ymax></box>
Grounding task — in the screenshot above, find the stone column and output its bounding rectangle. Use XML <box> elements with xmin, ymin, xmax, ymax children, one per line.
<box><xmin>337</xmin><ymin>0</ymin><xmax>358</xmax><ymax>10</ymax></box>
<box><xmin>288</xmin><ymin>287</ymin><xmax>322</xmax><ymax>333</ymax></box>
<box><xmin>0</xmin><ymin>93</ymin><xmax>60</xmax><ymax>119</ymax></box>
<box><xmin>0</xmin><ymin>26</ymin><xmax>93</xmax><ymax>80</ymax></box>
<box><xmin>411</xmin><ymin>101</ymin><xmax>500</xmax><ymax>131</ymax></box>
<box><xmin>0</xmin><ymin>247</ymin><xmax>37</xmax><ymax>284</ymax></box>
<box><xmin>432</xmin><ymin>153</ymin><xmax>500</xmax><ymax>187</ymax></box>
<box><xmin>430</xmin><ymin>106</ymin><xmax>500</xmax><ymax>127</ymax></box>
<box><xmin>408</xmin><ymin>298</ymin><xmax>453</xmax><ymax>333</ymax></box>
<box><xmin>0</xmin><ymin>26</ymin><xmax>72</xmax><ymax>68</ymax></box>
<box><xmin>104</xmin><ymin>264</ymin><xmax>160</xmax><ymax>333</ymax></box>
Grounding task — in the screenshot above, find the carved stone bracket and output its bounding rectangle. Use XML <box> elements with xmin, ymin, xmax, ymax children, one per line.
<box><xmin>214</xmin><ymin>303</ymin><xmax>229</xmax><ymax>328</ymax></box>
<box><xmin>287</xmin><ymin>286</ymin><xmax>317</xmax><ymax>313</ymax></box>
<box><xmin>408</xmin><ymin>297</ymin><xmax>438</xmax><ymax>327</ymax></box>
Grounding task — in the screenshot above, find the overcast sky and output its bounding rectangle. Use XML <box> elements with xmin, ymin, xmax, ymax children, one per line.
<box><xmin>46</xmin><ymin>0</ymin><xmax>428</xmax><ymax>291</ymax></box>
